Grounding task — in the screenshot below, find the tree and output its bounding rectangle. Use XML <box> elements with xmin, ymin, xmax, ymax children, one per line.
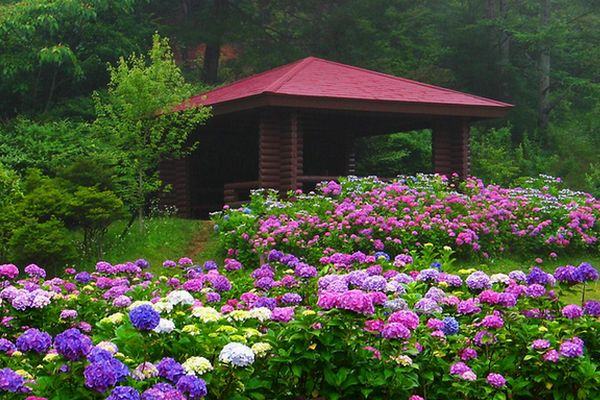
<box><xmin>94</xmin><ymin>34</ymin><xmax>211</xmax><ymax>230</ymax></box>
<box><xmin>0</xmin><ymin>0</ymin><xmax>153</xmax><ymax>117</ymax></box>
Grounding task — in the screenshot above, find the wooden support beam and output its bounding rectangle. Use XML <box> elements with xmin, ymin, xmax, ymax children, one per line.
<box><xmin>432</xmin><ymin>118</ymin><xmax>471</xmax><ymax>177</ymax></box>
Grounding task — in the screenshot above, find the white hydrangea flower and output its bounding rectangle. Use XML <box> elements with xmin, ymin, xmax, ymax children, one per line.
<box><xmin>153</xmin><ymin>301</ymin><xmax>173</xmax><ymax>314</ymax></box>
<box><xmin>248</xmin><ymin>307</ymin><xmax>272</xmax><ymax>322</ymax></box>
<box><xmin>490</xmin><ymin>273</ymin><xmax>510</xmax><ymax>285</ymax></box>
<box><xmin>128</xmin><ymin>300</ymin><xmax>153</xmax><ymax>310</ymax></box>
<box><xmin>167</xmin><ymin>290</ymin><xmax>195</xmax><ymax>306</ymax></box>
<box><xmin>227</xmin><ymin>310</ymin><xmax>250</xmax><ymax>322</ymax></box>
<box><xmin>219</xmin><ymin>342</ymin><xmax>255</xmax><ymax>367</ymax></box>
<box><xmin>153</xmin><ymin>318</ymin><xmax>175</xmax><ymax>334</ymax></box>
<box><xmin>192</xmin><ymin>306</ymin><xmax>222</xmax><ymax>322</ymax></box>
<box><xmin>182</xmin><ymin>356</ymin><xmax>213</xmax><ymax>375</ymax></box>
<box><xmin>251</xmin><ymin>342</ymin><xmax>272</xmax><ymax>358</ymax></box>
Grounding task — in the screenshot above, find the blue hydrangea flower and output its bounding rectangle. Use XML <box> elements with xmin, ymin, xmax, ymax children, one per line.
<box><xmin>441</xmin><ymin>317</ymin><xmax>459</xmax><ymax>335</ymax></box>
<box><xmin>129</xmin><ymin>305</ymin><xmax>160</xmax><ymax>331</ymax></box>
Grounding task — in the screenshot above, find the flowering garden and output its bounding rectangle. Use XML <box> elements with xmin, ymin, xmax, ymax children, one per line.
<box><xmin>1</xmin><ymin>175</ymin><xmax>599</xmax><ymax>399</ymax></box>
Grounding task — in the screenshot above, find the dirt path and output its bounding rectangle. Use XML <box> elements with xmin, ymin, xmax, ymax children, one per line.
<box><xmin>186</xmin><ymin>220</ymin><xmax>217</xmax><ymax>261</ymax></box>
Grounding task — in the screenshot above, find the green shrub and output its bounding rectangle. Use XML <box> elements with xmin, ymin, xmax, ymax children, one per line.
<box><xmin>9</xmin><ymin>218</ymin><xmax>76</xmax><ymax>271</ymax></box>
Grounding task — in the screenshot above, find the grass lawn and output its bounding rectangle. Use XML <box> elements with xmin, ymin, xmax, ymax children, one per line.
<box><xmin>79</xmin><ymin>217</ymin><xmax>205</xmax><ymax>270</ymax></box>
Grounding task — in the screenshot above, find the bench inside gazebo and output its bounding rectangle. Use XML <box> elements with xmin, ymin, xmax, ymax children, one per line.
<box><xmin>161</xmin><ymin>56</ymin><xmax>512</xmax><ymax>217</ymax></box>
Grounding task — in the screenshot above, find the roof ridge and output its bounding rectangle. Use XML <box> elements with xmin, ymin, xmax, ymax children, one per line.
<box><xmin>186</xmin><ymin>57</ymin><xmax>308</xmax><ymax>102</ymax></box>
<box><xmin>312</xmin><ymin>57</ymin><xmax>513</xmax><ymax>107</ymax></box>
<box><xmin>263</xmin><ymin>56</ymin><xmax>315</xmax><ymax>93</ymax></box>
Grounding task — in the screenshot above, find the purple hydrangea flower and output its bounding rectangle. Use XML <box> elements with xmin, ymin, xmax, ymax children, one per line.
<box><xmin>176</xmin><ymin>375</ymin><xmax>208</xmax><ymax>399</ymax></box>
<box><xmin>75</xmin><ymin>271</ymin><xmax>92</xmax><ymax>284</ymax></box>
<box><xmin>24</xmin><ymin>264</ymin><xmax>46</xmax><ymax>279</ymax></box>
<box><xmin>466</xmin><ymin>271</ymin><xmax>491</xmax><ymax>291</ymax></box>
<box><xmin>107</xmin><ymin>386</ymin><xmax>141</xmax><ymax>400</ymax></box>
<box><xmin>203</xmin><ymin>260</ymin><xmax>218</xmax><ymax>271</ymax></box>
<box><xmin>0</xmin><ymin>339</ymin><xmax>15</xmax><ymax>354</ymax></box>
<box><xmin>382</xmin><ymin>322</ymin><xmax>411</xmax><ymax>340</ymax></box>
<box><xmin>0</xmin><ymin>368</ymin><xmax>24</xmax><ymax>392</ymax></box>
<box><xmin>441</xmin><ymin>317</ymin><xmax>459</xmax><ymax>335</ymax></box>
<box><xmin>84</xmin><ymin>358</ymin><xmax>129</xmax><ymax>393</ymax></box>
<box><xmin>157</xmin><ymin>358</ymin><xmax>185</xmax><ymax>383</ymax></box>
<box><xmin>561</xmin><ymin>304</ymin><xmax>583</xmax><ymax>319</ymax></box>
<box><xmin>54</xmin><ymin>328</ymin><xmax>93</xmax><ymax>361</ymax></box>
<box><xmin>527</xmin><ymin>267</ymin><xmax>550</xmax><ymax>286</ymax></box>
<box><xmin>414</xmin><ymin>298</ymin><xmax>442</xmax><ymax>314</ymax></box>
<box><xmin>559</xmin><ymin>337</ymin><xmax>584</xmax><ymax>358</ymax></box>
<box><xmin>583</xmin><ymin>300</ymin><xmax>600</xmax><ymax>316</ymax></box>
<box><xmin>16</xmin><ymin>328</ymin><xmax>52</xmax><ymax>353</ymax></box>
<box><xmin>361</xmin><ymin>276</ymin><xmax>387</xmax><ymax>292</ymax></box>
<box><xmin>280</xmin><ymin>293</ymin><xmax>302</xmax><ymax>305</ymax></box>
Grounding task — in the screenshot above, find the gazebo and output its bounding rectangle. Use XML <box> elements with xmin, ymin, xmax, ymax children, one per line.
<box><xmin>162</xmin><ymin>56</ymin><xmax>512</xmax><ymax>217</ymax></box>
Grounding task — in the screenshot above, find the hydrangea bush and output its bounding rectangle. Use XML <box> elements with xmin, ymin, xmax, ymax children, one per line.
<box><xmin>213</xmin><ymin>175</ymin><xmax>599</xmax><ymax>265</ymax></box>
<box><xmin>0</xmin><ymin>252</ymin><xmax>598</xmax><ymax>399</ymax></box>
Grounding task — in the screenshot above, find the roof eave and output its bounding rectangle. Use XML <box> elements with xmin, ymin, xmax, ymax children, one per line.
<box><xmin>205</xmin><ymin>92</ymin><xmax>512</xmax><ymax>118</ymax></box>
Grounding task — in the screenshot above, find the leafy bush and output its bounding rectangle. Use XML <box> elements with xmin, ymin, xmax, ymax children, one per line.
<box><xmin>8</xmin><ymin>218</ymin><xmax>76</xmax><ymax>270</ymax></box>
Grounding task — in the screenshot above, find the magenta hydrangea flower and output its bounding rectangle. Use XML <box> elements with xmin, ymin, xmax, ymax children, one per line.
<box><xmin>487</xmin><ymin>373</ymin><xmax>506</xmax><ymax>388</ymax></box>
<box><xmin>381</xmin><ymin>322</ymin><xmax>411</xmax><ymax>340</ymax></box>
<box><xmin>388</xmin><ymin>310</ymin><xmax>419</xmax><ymax>330</ymax></box>
<box><xmin>531</xmin><ymin>339</ymin><xmax>551</xmax><ymax>350</ymax></box>
<box><xmin>0</xmin><ymin>264</ymin><xmax>19</xmax><ymax>279</ymax></box>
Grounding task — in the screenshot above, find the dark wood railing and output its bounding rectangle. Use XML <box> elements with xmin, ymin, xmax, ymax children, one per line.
<box><xmin>223</xmin><ymin>180</ymin><xmax>259</xmax><ymax>207</ymax></box>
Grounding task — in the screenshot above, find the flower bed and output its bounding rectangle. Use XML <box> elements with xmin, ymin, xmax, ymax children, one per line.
<box><xmin>213</xmin><ymin>175</ymin><xmax>599</xmax><ymax>265</ymax></box>
<box><xmin>0</xmin><ymin>252</ymin><xmax>599</xmax><ymax>399</ymax></box>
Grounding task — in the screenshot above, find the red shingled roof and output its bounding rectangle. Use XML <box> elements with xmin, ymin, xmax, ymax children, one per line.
<box><xmin>182</xmin><ymin>57</ymin><xmax>512</xmax><ymax>116</ymax></box>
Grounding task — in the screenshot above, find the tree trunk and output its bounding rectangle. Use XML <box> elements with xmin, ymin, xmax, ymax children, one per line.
<box><xmin>202</xmin><ymin>43</ymin><xmax>221</xmax><ymax>84</ymax></box>
<box><xmin>498</xmin><ymin>0</ymin><xmax>510</xmax><ymax>99</ymax></box>
<box><xmin>202</xmin><ymin>0</ymin><xmax>228</xmax><ymax>84</ymax></box>
<box><xmin>138</xmin><ymin>169</ymin><xmax>145</xmax><ymax>233</ymax></box>
<box><xmin>538</xmin><ymin>0</ymin><xmax>551</xmax><ymax>132</ymax></box>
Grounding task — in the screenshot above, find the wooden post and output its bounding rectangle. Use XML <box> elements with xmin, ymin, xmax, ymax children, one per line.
<box><xmin>432</xmin><ymin>118</ymin><xmax>471</xmax><ymax>177</ymax></box>
<box><xmin>258</xmin><ymin>110</ymin><xmax>281</xmax><ymax>189</ymax></box>
<box><xmin>259</xmin><ymin>109</ymin><xmax>303</xmax><ymax>193</ymax></box>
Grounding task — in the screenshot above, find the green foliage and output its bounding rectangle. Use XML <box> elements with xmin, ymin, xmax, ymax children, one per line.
<box><xmin>68</xmin><ymin>186</ymin><xmax>125</xmax><ymax>258</ymax></box>
<box><xmin>356</xmin><ymin>131</ymin><xmax>432</xmax><ymax>177</ymax></box>
<box><xmin>0</xmin><ymin>118</ymin><xmax>103</xmax><ymax>175</ymax></box>
<box><xmin>8</xmin><ymin>218</ymin><xmax>76</xmax><ymax>271</ymax></box>
<box><xmin>93</xmin><ymin>34</ymin><xmax>211</xmax><ymax>219</ymax></box>
<box><xmin>0</xmin><ymin>0</ymin><xmax>152</xmax><ymax>116</ymax></box>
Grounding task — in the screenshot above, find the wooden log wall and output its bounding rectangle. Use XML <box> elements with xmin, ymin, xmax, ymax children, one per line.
<box><xmin>432</xmin><ymin>118</ymin><xmax>471</xmax><ymax>177</ymax></box>
<box><xmin>346</xmin><ymin>133</ymin><xmax>356</xmax><ymax>175</ymax></box>
<box><xmin>158</xmin><ymin>157</ymin><xmax>191</xmax><ymax>217</ymax></box>
<box><xmin>258</xmin><ymin>110</ymin><xmax>304</xmax><ymax>193</ymax></box>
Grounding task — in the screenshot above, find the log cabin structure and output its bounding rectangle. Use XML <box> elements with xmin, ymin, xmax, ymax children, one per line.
<box><xmin>163</xmin><ymin>57</ymin><xmax>512</xmax><ymax>217</ymax></box>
